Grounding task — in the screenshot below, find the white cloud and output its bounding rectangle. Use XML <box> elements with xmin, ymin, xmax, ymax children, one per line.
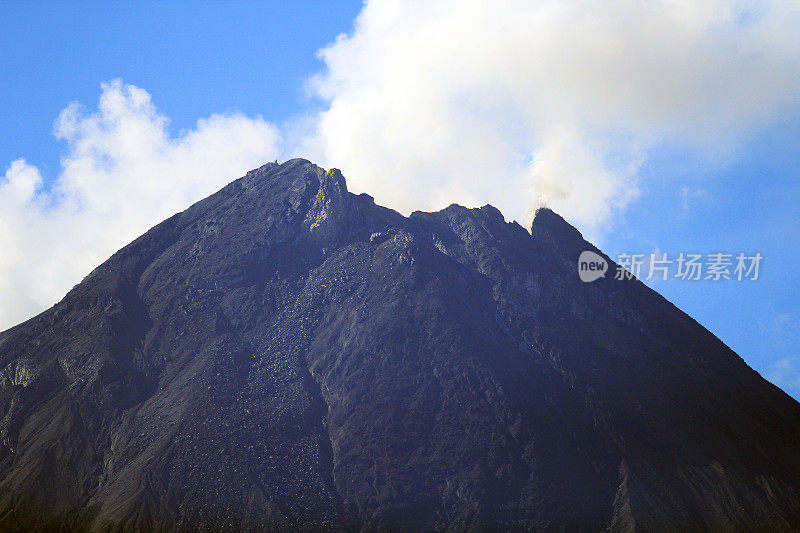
<box><xmin>679</xmin><ymin>186</ymin><xmax>709</xmax><ymax>216</ymax></box>
<box><xmin>300</xmin><ymin>0</ymin><xmax>800</xmax><ymax>239</ymax></box>
<box><xmin>0</xmin><ymin>80</ymin><xmax>280</xmax><ymax>330</ymax></box>
<box><xmin>767</xmin><ymin>356</ymin><xmax>800</xmax><ymax>398</ymax></box>
<box><xmin>5</xmin><ymin>1</ymin><xmax>800</xmax><ymax>331</ymax></box>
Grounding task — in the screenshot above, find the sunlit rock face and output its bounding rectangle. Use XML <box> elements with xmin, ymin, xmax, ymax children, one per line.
<box><xmin>2</xmin><ymin>159</ymin><xmax>800</xmax><ymax>531</ymax></box>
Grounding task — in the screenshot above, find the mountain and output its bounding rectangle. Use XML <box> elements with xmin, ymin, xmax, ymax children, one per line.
<box><xmin>2</xmin><ymin>158</ymin><xmax>800</xmax><ymax>532</ymax></box>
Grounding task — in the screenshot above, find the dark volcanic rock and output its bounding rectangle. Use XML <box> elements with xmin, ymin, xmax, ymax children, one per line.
<box><xmin>2</xmin><ymin>159</ymin><xmax>800</xmax><ymax>531</ymax></box>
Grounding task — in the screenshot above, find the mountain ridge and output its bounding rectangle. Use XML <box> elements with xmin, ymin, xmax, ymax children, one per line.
<box><xmin>1</xmin><ymin>158</ymin><xmax>800</xmax><ymax>531</ymax></box>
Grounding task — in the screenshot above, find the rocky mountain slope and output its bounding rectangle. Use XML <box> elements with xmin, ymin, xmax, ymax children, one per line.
<box><xmin>2</xmin><ymin>159</ymin><xmax>800</xmax><ymax>531</ymax></box>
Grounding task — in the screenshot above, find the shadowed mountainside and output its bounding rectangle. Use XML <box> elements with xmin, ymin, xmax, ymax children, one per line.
<box><xmin>2</xmin><ymin>158</ymin><xmax>800</xmax><ymax>531</ymax></box>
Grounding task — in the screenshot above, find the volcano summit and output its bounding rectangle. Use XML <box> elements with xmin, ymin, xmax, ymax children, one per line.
<box><xmin>1</xmin><ymin>159</ymin><xmax>800</xmax><ymax>531</ymax></box>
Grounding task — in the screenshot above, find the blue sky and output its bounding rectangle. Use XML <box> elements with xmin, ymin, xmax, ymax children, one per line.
<box><xmin>0</xmin><ymin>0</ymin><xmax>362</xmax><ymax>176</ymax></box>
<box><xmin>1</xmin><ymin>1</ymin><xmax>799</xmax><ymax>398</ymax></box>
<box><xmin>608</xmin><ymin>118</ymin><xmax>800</xmax><ymax>397</ymax></box>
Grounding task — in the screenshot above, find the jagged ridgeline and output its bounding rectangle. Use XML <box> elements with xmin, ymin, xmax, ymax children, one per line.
<box><xmin>2</xmin><ymin>159</ymin><xmax>800</xmax><ymax>531</ymax></box>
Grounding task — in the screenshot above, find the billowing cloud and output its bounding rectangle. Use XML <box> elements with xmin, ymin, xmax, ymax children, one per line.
<box><xmin>0</xmin><ymin>80</ymin><xmax>280</xmax><ymax>330</ymax></box>
<box><xmin>5</xmin><ymin>1</ymin><xmax>800</xmax><ymax>331</ymax></box>
<box><xmin>302</xmin><ymin>0</ymin><xmax>800</xmax><ymax>237</ymax></box>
